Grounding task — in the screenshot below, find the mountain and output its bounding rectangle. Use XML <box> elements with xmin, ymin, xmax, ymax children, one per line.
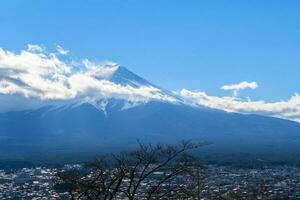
<box><xmin>1</xmin><ymin>66</ymin><xmax>300</xmax><ymax>162</ymax></box>
<box><xmin>110</xmin><ymin>66</ymin><xmax>154</xmax><ymax>88</ymax></box>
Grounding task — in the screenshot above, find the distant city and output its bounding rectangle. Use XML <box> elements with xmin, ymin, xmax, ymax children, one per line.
<box><xmin>1</xmin><ymin>165</ymin><xmax>300</xmax><ymax>200</ymax></box>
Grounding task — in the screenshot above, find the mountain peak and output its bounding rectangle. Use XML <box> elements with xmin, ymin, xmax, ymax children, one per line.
<box><xmin>109</xmin><ymin>66</ymin><xmax>154</xmax><ymax>88</ymax></box>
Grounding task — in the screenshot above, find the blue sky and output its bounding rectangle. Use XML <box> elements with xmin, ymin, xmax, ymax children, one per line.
<box><xmin>0</xmin><ymin>0</ymin><xmax>299</xmax><ymax>102</ymax></box>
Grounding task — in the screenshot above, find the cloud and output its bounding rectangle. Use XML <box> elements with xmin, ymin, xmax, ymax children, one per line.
<box><xmin>82</xmin><ymin>59</ymin><xmax>118</xmax><ymax>79</ymax></box>
<box><xmin>221</xmin><ymin>81</ymin><xmax>258</xmax><ymax>97</ymax></box>
<box><xmin>180</xmin><ymin>89</ymin><xmax>300</xmax><ymax>122</ymax></box>
<box><xmin>56</xmin><ymin>45</ymin><xmax>69</xmax><ymax>55</ymax></box>
<box><xmin>0</xmin><ymin>45</ymin><xmax>176</xmax><ymax>109</ymax></box>
<box><xmin>2</xmin><ymin>45</ymin><xmax>300</xmax><ymax>123</ymax></box>
<box><xmin>27</xmin><ymin>44</ymin><xmax>44</xmax><ymax>53</ymax></box>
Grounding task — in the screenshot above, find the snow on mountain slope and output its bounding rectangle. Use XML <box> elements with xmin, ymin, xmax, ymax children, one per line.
<box><xmin>56</xmin><ymin>65</ymin><xmax>183</xmax><ymax>114</ymax></box>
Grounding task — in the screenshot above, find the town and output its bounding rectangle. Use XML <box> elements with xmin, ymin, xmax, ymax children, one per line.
<box><xmin>1</xmin><ymin>165</ymin><xmax>300</xmax><ymax>199</ymax></box>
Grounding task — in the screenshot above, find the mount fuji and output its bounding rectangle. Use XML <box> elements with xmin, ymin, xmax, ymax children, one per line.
<box><xmin>1</xmin><ymin>66</ymin><xmax>300</xmax><ymax>162</ymax></box>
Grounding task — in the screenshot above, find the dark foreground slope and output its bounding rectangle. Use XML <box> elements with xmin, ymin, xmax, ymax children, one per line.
<box><xmin>1</xmin><ymin>101</ymin><xmax>300</xmax><ymax>163</ymax></box>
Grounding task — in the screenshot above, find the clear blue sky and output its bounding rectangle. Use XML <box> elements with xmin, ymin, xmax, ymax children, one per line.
<box><xmin>0</xmin><ymin>0</ymin><xmax>299</xmax><ymax>101</ymax></box>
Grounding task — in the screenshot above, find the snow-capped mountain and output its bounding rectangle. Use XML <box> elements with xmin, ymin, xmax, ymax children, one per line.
<box><xmin>54</xmin><ymin>65</ymin><xmax>183</xmax><ymax>114</ymax></box>
<box><xmin>109</xmin><ymin>66</ymin><xmax>155</xmax><ymax>88</ymax></box>
<box><xmin>1</xmin><ymin>66</ymin><xmax>300</xmax><ymax>162</ymax></box>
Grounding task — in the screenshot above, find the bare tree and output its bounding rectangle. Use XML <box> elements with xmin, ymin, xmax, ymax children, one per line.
<box><xmin>54</xmin><ymin>140</ymin><xmax>209</xmax><ymax>200</ymax></box>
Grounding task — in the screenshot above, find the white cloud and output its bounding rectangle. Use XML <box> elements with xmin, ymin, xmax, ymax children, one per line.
<box><xmin>82</xmin><ymin>59</ymin><xmax>118</xmax><ymax>79</ymax></box>
<box><xmin>27</xmin><ymin>44</ymin><xmax>44</xmax><ymax>53</ymax></box>
<box><xmin>0</xmin><ymin>45</ymin><xmax>176</xmax><ymax>108</ymax></box>
<box><xmin>56</xmin><ymin>45</ymin><xmax>69</xmax><ymax>55</ymax></box>
<box><xmin>221</xmin><ymin>81</ymin><xmax>258</xmax><ymax>97</ymax></box>
<box><xmin>2</xmin><ymin>45</ymin><xmax>300</xmax><ymax>123</ymax></box>
<box><xmin>180</xmin><ymin>89</ymin><xmax>300</xmax><ymax>122</ymax></box>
